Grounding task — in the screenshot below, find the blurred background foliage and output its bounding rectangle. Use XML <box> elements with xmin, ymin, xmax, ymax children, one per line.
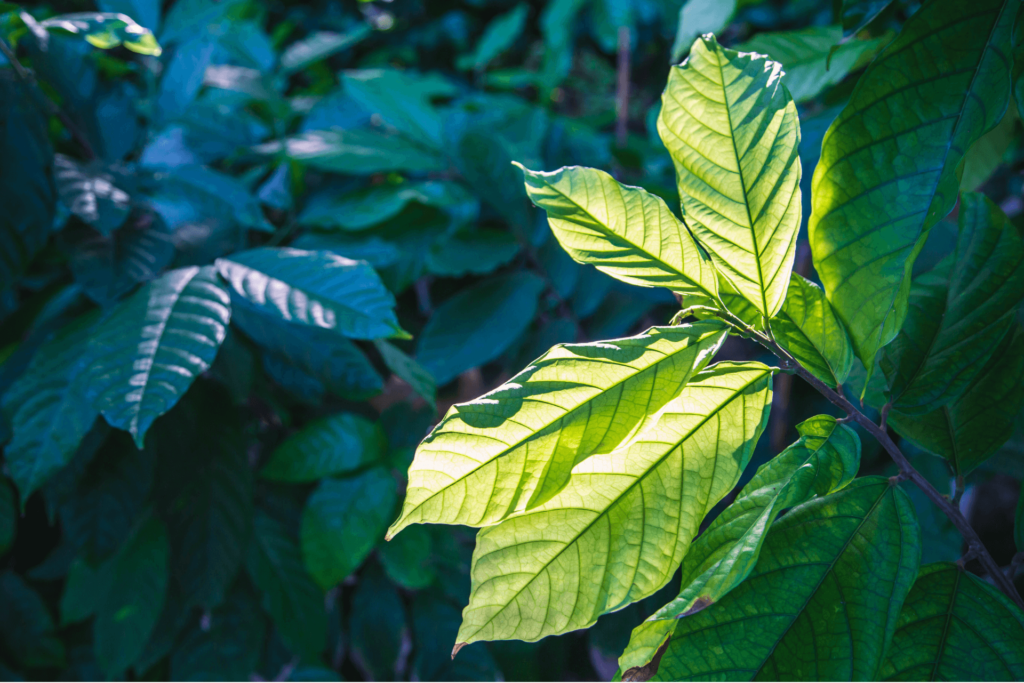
<box><xmin>0</xmin><ymin>0</ymin><xmax>1022</xmax><ymax>680</ymax></box>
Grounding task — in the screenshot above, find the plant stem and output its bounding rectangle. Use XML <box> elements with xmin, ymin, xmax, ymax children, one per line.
<box><xmin>717</xmin><ymin>311</ymin><xmax>1024</xmax><ymax>610</ymax></box>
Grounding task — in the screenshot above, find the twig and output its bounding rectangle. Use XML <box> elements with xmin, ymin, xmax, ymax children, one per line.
<box><xmin>615</xmin><ymin>26</ymin><xmax>631</xmax><ymax>149</ymax></box>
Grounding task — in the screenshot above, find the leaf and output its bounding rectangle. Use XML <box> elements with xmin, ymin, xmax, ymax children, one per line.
<box><xmin>648</xmin><ymin>477</ymin><xmax>921</xmax><ymax>681</ymax></box>
<box><xmin>41</xmin><ymin>11</ymin><xmax>162</xmax><ymax>55</ymax></box>
<box><xmin>379</xmin><ymin>525</ymin><xmax>436</xmax><ymax>591</ymax></box>
<box><xmin>82</xmin><ymin>266</ymin><xmax>231</xmax><ymax>447</ymax></box>
<box><xmin>2</xmin><ymin>313</ymin><xmax>99</xmax><ymax>500</ymax></box>
<box><xmin>809</xmin><ymin>0</ymin><xmax>1016</xmax><ymax>369</ymax></box>
<box><xmin>216</xmin><ymin>247</ymin><xmax>406</xmax><ymax>341</ymax></box>
<box><xmin>97</xmin><ymin>0</ymin><xmax>160</xmax><ymax>35</ymax></box>
<box><xmin>60</xmin><ymin>557</ymin><xmax>112</xmax><ymax>625</ymax></box>
<box><xmin>94</xmin><ymin>513</ymin><xmax>170</xmax><ymax>679</ymax></box>
<box><xmin>150</xmin><ymin>164</ymin><xmax>272</xmax><ymax>233</ymax></box>
<box><xmin>260</xmin><ymin>413</ymin><xmax>385</xmax><ymax>483</ymax></box>
<box><xmin>301</xmin><ymin>468</ymin><xmax>397</xmax><ymax>589</ymax></box>
<box><xmin>889</xmin><ymin>325</ymin><xmax>1024</xmax><ymax>477</ymax></box>
<box><xmin>246</xmin><ymin>511</ymin><xmax>327</xmax><ymax>662</ymax></box>
<box><xmin>458</xmin><ymin>4</ymin><xmax>528</xmax><ymax>71</ymax></box>
<box><xmin>737</xmin><ymin>26</ymin><xmax>886</xmax><ymax>104</ymax></box>
<box><xmin>1017</xmin><ymin>477</ymin><xmax>1024</xmax><ymax>552</ymax></box>
<box><xmin>961</xmin><ymin>102</ymin><xmax>1018</xmax><ymax>191</ymax></box>
<box><xmin>342</xmin><ymin>69</ymin><xmax>450</xmax><ymax>149</ymax></box>
<box><xmin>773</xmin><ymin>274</ymin><xmax>855</xmax><ymax>386</ymax></box>
<box><xmin>0</xmin><ymin>478</ymin><xmax>13</xmax><ymax>555</ymax></box>
<box><xmin>452</xmin><ymin>128</ymin><xmax>533</xmax><ymax>236</ymax></box>
<box><xmin>412</xmin><ymin>594</ymin><xmax>502</xmax><ymax>682</ymax></box>
<box><xmin>279</xmin><ymin>27</ymin><xmax>371</xmax><ymax>74</ymax></box>
<box><xmin>392</xmin><ymin>322</ymin><xmax>727</xmax><ymax>535</ymax></box>
<box><xmin>373</xmin><ymin>340</ymin><xmax>437</xmax><ymax>408</ymax></box>
<box><xmin>840</xmin><ymin>0</ymin><xmax>895</xmax><ymax>37</ymax></box>
<box><xmin>425</xmin><ymin>230</ymin><xmax>521</xmax><ymax>278</ymax></box>
<box><xmin>299</xmin><ymin>183</ymin><xmax>441</xmax><ymax>232</ymax></box>
<box><xmin>53</xmin><ymin>154</ymin><xmax>131</xmax><ymax>234</ymax></box>
<box><xmin>670</xmin><ymin>0</ymin><xmax>736</xmax><ymax>63</ymax></box>
<box><xmin>879</xmin><ymin>562</ymin><xmax>1024</xmax><ymax>680</ymax></box>
<box><xmin>256</xmin><ymin>129</ymin><xmax>446</xmax><ymax>175</ymax></box>
<box><xmin>517</xmin><ymin>164</ymin><xmax>719</xmax><ymax>299</ymax></box>
<box><xmin>659</xmin><ymin>35</ymin><xmax>802</xmax><ymax>319</ymax></box>
<box><xmin>171</xmin><ymin>585</ymin><xmax>266</xmax><ymax>681</ymax></box>
<box><xmin>415</xmin><ymin>272</ymin><xmax>545</xmax><ymax>386</ymax></box>
<box><xmin>0</xmin><ymin>572</ymin><xmax>65</xmax><ymax>669</ymax></box>
<box><xmin>880</xmin><ymin>194</ymin><xmax>1024</xmax><ymax>414</ymax></box>
<box><xmin>349</xmin><ymin>566</ymin><xmax>407</xmax><ymax>680</ymax></box>
<box><xmin>454</xmin><ymin>361</ymin><xmax>773</xmax><ymax>648</ymax></box>
<box><xmin>619</xmin><ymin>414</ymin><xmax>861</xmax><ymax>673</ymax></box>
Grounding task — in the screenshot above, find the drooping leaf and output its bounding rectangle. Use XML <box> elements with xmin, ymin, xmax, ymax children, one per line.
<box><xmin>0</xmin><ymin>572</ymin><xmax>65</xmax><ymax>669</ymax></box>
<box><xmin>260</xmin><ymin>413</ymin><xmax>385</xmax><ymax>483</ymax></box>
<box><xmin>659</xmin><ymin>35</ymin><xmax>801</xmax><ymax>319</ymax></box>
<box><xmin>457</xmin><ymin>4</ymin><xmax>528</xmax><ymax>71</ymax></box>
<box><xmin>879</xmin><ymin>563</ymin><xmax>1024</xmax><ymax>680</ymax></box>
<box><xmin>41</xmin><ymin>12</ymin><xmax>162</xmax><ymax>55</ymax></box>
<box><xmin>256</xmin><ymin>129</ymin><xmax>446</xmax><ymax>175</ymax></box>
<box><xmin>301</xmin><ymin>468</ymin><xmax>397</xmax><ymax>589</ymax></box>
<box><xmin>415</xmin><ymin>272</ymin><xmax>545</xmax><ymax>386</ymax></box>
<box><xmin>82</xmin><ymin>266</ymin><xmax>231</xmax><ymax>447</ymax></box>
<box><xmin>373</xmin><ymin>340</ymin><xmax>437</xmax><ymax>408</ymax></box>
<box><xmin>2</xmin><ymin>313</ymin><xmax>99</xmax><ymax>500</ymax></box>
<box><xmin>391</xmin><ymin>322</ymin><xmax>728</xmax><ymax>536</ymax></box>
<box><xmin>454</xmin><ymin>361</ymin><xmax>773</xmax><ymax>649</ymax></box>
<box><xmin>279</xmin><ymin>27</ymin><xmax>370</xmax><ymax>74</ymax></box>
<box><xmin>809</xmin><ymin>0</ymin><xmax>1016</xmax><ymax>369</ymax></box>
<box><xmin>0</xmin><ymin>478</ymin><xmax>13</xmax><ymax>555</ymax></box>
<box><xmin>216</xmin><ymin>247</ymin><xmax>406</xmax><ymax>341</ymax></box>
<box><xmin>94</xmin><ymin>512</ymin><xmax>170</xmax><ymax>679</ymax></box>
<box><xmin>518</xmin><ymin>164</ymin><xmax>719</xmax><ymax>299</ymax></box>
<box><xmin>880</xmin><ymin>194</ymin><xmax>1024</xmax><ymax>413</ymax></box>
<box><xmin>648</xmin><ymin>477</ymin><xmax>921</xmax><ymax>681</ymax></box>
<box><xmin>737</xmin><ymin>26</ymin><xmax>886</xmax><ymax>104</ymax></box>
<box><xmin>246</xmin><ymin>512</ymin><xmax>327</xmax><ymax>662</ymax></box>
<box><xmin>53</xmin><ymin>154</ymin><xmax>131</xmax><ymax>234</ymax></box>
<box><xmin>349</xmin><ymin>566</ymin><xmax>407</xmax><ymax>680</ymax></box>
<box><xmin>620</xmin><ymin>414</ymin><xmax>861</xmax><ymax>674</ymax></box>
<box><xmin>670</xmin><ymin>0</ymin><xmax>735</xmax><ymax>63</ymax></box>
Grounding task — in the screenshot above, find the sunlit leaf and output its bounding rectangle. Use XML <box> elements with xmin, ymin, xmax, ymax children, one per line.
<box><xmin>41</xmin><ymin>12</ymin><xmax>162</xmax><ymax>56</ymax></box>
<box><xmin>255</xmin><ymin>129</ymin><xmax>445</xmax><ymax>175</ymax></box>
<box><xmin>53</xmin><ymin>154</ymin><xmax>131</xmax><ymax>235</ymax></box>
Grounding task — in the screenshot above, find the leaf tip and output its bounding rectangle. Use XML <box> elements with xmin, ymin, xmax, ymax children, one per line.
<box><xmin>452</xmin><ymin>642</ymin><xmax>467</xmax><ymax>659</ymax></box>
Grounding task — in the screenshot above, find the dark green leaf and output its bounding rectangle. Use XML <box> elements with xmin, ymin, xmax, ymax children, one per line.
<box><xmin>150</xmin><ymin>165</ymin><xmax>272</xmax><ymax>233</ymax></box>
<box><xmin>60</xmin><ymin>557</ymin><xmax>112</xmax><ymax>625</ymax></box>
<box><xmin>256</xmin><ymin>129</ymin><xmax>446</xmax><ymax>175</ymax></box>
<box><xmin>0</xmin><ymin>478</ymin><xmax>13</xmax><ymax>555</ymax></box>
<box><xmin>425</xmin><ymin>230</ymin><xmax>521</xmax><ymax>278</ymax></box>
<box><xmin>0</xmin><ymin>572</ymin><xmax>65</xmax><ymax>669</ymax></box>
<box><xmin>342</xmin><ymin>69</ymin><xmax>451</xmax><ymax>149</ymax></box>
<box><xmin>171</xmin><ymin>584</ymin><xmax>267</xmax><ymax>681</ymax></box>
<box><xmin>349</xmin><ymin>566</ymin><xmax>406</xmax><ymax>680</ymax></box>
<box><xmin>412</xmin><ymin>593</ymin><xmax>502</xmax><ymax>681</ymax></box>
<box><xmin>457</xmin><ymin>4</ymin><xmax>528</xmax><ymax>71</ymax></box>
<box><xmin>279</xmin><ymin>27</ymin><xmax>370</xmax><ymax>74</ymax></box>
<box><xmin>373</xmin><ymin>340</ymin><xmax>437</xmax><ymax>408</ymax></box>
<box><xmin>379</xmin><ymin>524</ymin><xmax>435</xmax><ymax>590</ymax></box>
<box><xmin>840</xmin><ymin>0</ymin><xmax>895</xmax><ymax>37</ymax></box>
<box><xmin>670</xmin><ymin>0</ymin><xmax>735</xmax><ymax>62</ymax></box>
<box><xmin>260</xmin><ymin>413</ymin><xmax>385</xmax><ymax>483</ymax></box>
<box><xmin>53</xmin><ymin>154</ymin><xmax>131</xmax><ymax>234</ymax></box>
<box><xmin>452</xmin><ymin>129</ymin><xmax>532</xmax><ymax>236</ymax></box>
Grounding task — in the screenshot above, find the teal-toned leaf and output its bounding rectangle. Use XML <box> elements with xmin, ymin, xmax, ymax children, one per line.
<box><xmin>279</xmin><ymin>26</ymin><xmax>371</xmax><ymax>74</ymax></box>
<box><xmin>349</xmin><ymin>566</ymin><xmax>407</xmax><ymax>680</ymax></box>
<box><xmin>649</xmin><ymin>477</ymin><xmax>921</xmax><ymax>681</ymax></box>
<box><xmin>217</xmin><ymin>247</ymin><xmax>406</xmax><ymax>341</ymax></box>
<box><xmin>301</xmin><ymin>468</ymin><xmax>397</xmax><ymax>589</ymax></box>
<box><xmin>150</xmin><ymin>164</ymin><xmax>272</xmax><ymax>233</ymax></box>
<box><xmin>454</xmin><ymin>361</ymin><xmax>773</xmax><ymax>648</ymax></box>
<box><xmin>95</xmin><ymin>513</ymin><xmax>170</xmax><ymax>679</ymax></box>
<box><xmin>171</xmin><ymin>585</ymin><xmax>266</xmax><ymax>681</ymax></box>
<box><xmin>619</xmin><ymin>414</ymin><xmax>861</xmax><ymax>673</ymax></box>
<box><xmin>374</xmin><ymin>340</ymin><xmax>437</xmax><ymax>408</ymax></box>
<box><xmin>458</xmin><ymin>3</ymin><xmax>528</xmax><ymax>71</ymax></box>
<box><xmin>246</xmin><ymin>512</ymin><xmax>327</xmax><ymax>662</ymax></box>
<box><xmin>53</xmin><ymin>154</ymin><xmax>131</xmax><ymax>234</ymax></box>
<box><xmin>298</xmin><ymin>181</ymin><xmax>464</xmax><ymax>232</ymax></box>
<box><xmin>659</xmin><ymin>35</ymin><xmax>801</xmax><ymax>319</ymax></box>
<box><xmin>415</xmin><ymin>272</ymin><xmax>545</xmax><ymax>386</ymax></box>
<box><xmin>1016</xmin><ymin>477</ymin><xmax>1024</xmax><ymax>552</ymax></box>
<box><xmin>881</xmin><ymin>194</ymin><xmax>1024</xmax><ymax>413</ymax></box>
<box><xmin>426</xmin><ymin>230</ymin><xmax>521</xmax><ymax>278</ymax></box>
<box><xmin>518</xmin><ymin>164</ymin><xmax>719</xmax><ymax>299</ymax></box>
<box><xmin>670</xmin><ymin>0</ymin><xmax>735</xmax><ymax>63</ymax></box>
<box><xmin>97</xmin><ymin>0</ymin><xmax>160</xmax><ymax>35</ymax></box>
<box><xmin>41</xmin><ymin>12</ymin><xmax>162</xmax><ymax>55</ymax></box>
<box><xmin>60</xmin><ymin>557</ymin><xmax>112</xmax><ymax>625</ymax></box>
<box><xmin>260</xmin><ymin>413</ymin><xmax>385</xmax><ymax>483</ymax></box>
<box><xmin>538</xmin><ymin>0</ymin><xmax>588</xmax><ymax>90</ymax></box>
<box><xmin>413</xmin><ymin>594</ymin><xmax>502</xmax><ymax>681</ymax></box>
<box><xmin>391</xmin><ymin>322</ymin><xmax>728</xmax><ymax>535</ymax></box>
<box><xmin>809</xmin><ymin>0</ymin><xmax>1016</xmax><ymax>369</ymax></box>
<box><xmin>2</xmin><ymin>313</ymin><xmax>99</xmax><ymax>499</ymax></box>
<box><xmin>342</xmin><ymin>69</ymin><xmax>452</xmax><ymax>149</ymax></box>
<box><xmin>737</xmin><ymin>26</ymin><xmax>886</xmax><ymax>104</ymax></box>
<box><xmin>889</xmin><ymin>325</ymin><xmax>1024</xmax><ymax>477</ymax></box>
<box><xmin>452</xmin><ymin>127</ymin><xmax>533</xmax><ymax>236</ymax></box>
<box><xmin>879</xmin><ymin>562</ymin><xmax>1024</xmax><ymax>680</ymax></box>
<box><xmin>256</xmin><ymin>129</ymin><xmax>446</xmax><ymax>175</ymax></box>
<box><xmin>0</xmin><ymin>572</ymin><xmax>65</xmax><ymax>669</ymax></box>
<box><xmin>379</xmin><ymin>525</ymin><xmax>435</xmax><ymax>591</ymax></box>
<box><xmin>82</xmin><ymin>266</ymin><xmax>231</xmax><ymax>447</ymax></box>
<box><xmin>0</xmin><ymin>478</ymin><xmax>12</xmax><ymax>555</ymax></box>
<box><xmin>840</xmin><ymin>0</ymin><xmax>895</xmax><ymax>37</ymax></box>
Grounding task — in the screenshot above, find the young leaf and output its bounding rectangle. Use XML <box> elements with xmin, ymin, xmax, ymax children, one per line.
<box><xmin>879</xmin><ymin>563</ymin><xmax>1024</xmax><ymax>680</ymax></box>
<box><xmin>647</xmin><ymin>478</ymin><xmax>921</xmax><ymax>681</ymax></box>
<box><xmin>259</xmin><ymin>413</ymin><xmax>385</xmax><ymax>483</ymax></box>
<box><xmin>809</xmin><ymin>0</ymin><xmax>1016</xmax><ymax>369</ymax></box>
<box><xmin>390</xmin><ymin>322</ymin><xmax>728</xmax><ymax>536</ymax></box>
<box><xmin>880</xmin><ymin>194</ymin><xmax>1024</xmax><ymax>413</ymax></box>
<box><xmin>41</xmin><ymin>12</ymin><xmax>162</xmax><ymax>55</ymax></box>
<box><xmin>454</xmin><ymin>361</ymin><xmax>773</xmax><ymax>649</ymax></box>
<box><xmin>94</xmin><ymin>512</ymin><xmax>170</xmax><ymax>679</ymax></box>
<box><xmin>216</xmin><ymin>247</ymin><xmax>407</xmax><ymax>341</ymax></box>
<box><xmin>518</xmin><ymin>164</ymin><xmax>719</xmax><ymax>299</ymax></box>
<box><xmin>619</xmin><ymin>414</ymin><xmax>861</xmax><ymax>674</ymax></box>
<box><xmin>301</xmin><ymin>468</ymin><xmax>397</xmax><ymax>589</ymax></box>
<box><xmin>82</xmin><ymin>266</ymin><xmax>231</xmax><ymax>447</ymax></box>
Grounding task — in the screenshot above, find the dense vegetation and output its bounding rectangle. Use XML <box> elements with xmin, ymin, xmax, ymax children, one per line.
<box><xmin>1</xmin><ymin>0</ymin><xmax>1023</xmax><ymax>680</ymax></box>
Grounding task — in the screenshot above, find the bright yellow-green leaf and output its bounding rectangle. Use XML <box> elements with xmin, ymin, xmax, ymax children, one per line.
<box><xmin>659</xmin><ymin>34</ymin><xmax>801</xmax><ymax>320</ymax></box>
<box><xmin>41</xmin><ymin>12</ymin><xmax>162</xmax><ymax>56</ymax></box>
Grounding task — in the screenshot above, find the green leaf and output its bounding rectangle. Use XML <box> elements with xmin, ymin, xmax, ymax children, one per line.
<box><xmin>152</xmin><ymin>165</ymin><xmax>273</xmax><ymax>233</ymax></box>
<box><xmin>391</xmin><ymin>322</ymin><xmax>728</xmax><ymax>536</ymax></box>
<box><xmin>737</xmin><ymin>26</ymin><xmax>886</xmax><ymax>104</ymax></box>
<box><xmin>301</xmin><ymin>468</ymin><xmax>397</xmax><ymax>589</ymax></box>
<box><xmin>41</xmin><ymin>12</ymin><xmax>162</xmax><ymax>55</ymax></box>
<box><xmin>53</xmin><ymin>154</ymin><xmax>131</xmax><ymax>235</ymax></box>
<box><xmin>1016</xmin><ymin>477</ymin><xmax>1024</xmax><ymax>552</ymax></box>
<box><xmin>60</xmin><ymin>557</ymin><xmax>112</xmax><ymax>625</ymax></box>
<box><xmin>659</xmin><ymin>35</ymin><xmax>802</xmax><ymax>319</ymax></box>
<box><xmin>298</xmin><ymin>181</ymin><xmax>464</xmax><ymax>232</ymax></box>
<box><xmin>413</xmin><ymin>593</ymin><xmax>502</xmax><ymax>681</ymax></box>
<box><xmin>171</xmin><ymin>585</ymin><xmax>267</xmax><ymax>681</ymax></box>
<box><xmin>453</xmin><ymin>127</ymin><xmax>533</xmax><ymax>236</ymax></box>
<box><xmin>373</xmin><ymin>340</ymin><xmax>437</xmax><ymax>409</ymax></box>
<box><xmin>279</xmin><ymin>27</ymin><xmax>370</xmax><ymax>74</ymax></box>
<box><xmin>2</xmin><ymin>313</ymin><xmax>99</xmax><ymax>499</ymax></box>
<box><xmin>809</xmin><ymin>0</ymin><xmax>1016</xmax><ymax>369</ymax></box>
<box><xmin>648</xmin><ymin>477</ymin><xmax>921</xmax><ymax>681</ymax></box>
<box><xmin>260</xmin><ymin>413</ymin><xmax>385</xmax><ymax>483</ymax></box>
<box><xmin>415</xmin><ymin>272</ymin><xmax>545</xmax><ymax>386</ymax></box>
<box><xmin>881</xmin><ymin>194</ymin><xmax>1024</xmax><ymax>414</ymax></box>
<box><xmin>217</xmin><ymin>247</ymin><xmax>406</xmax><ymax>341</ymax></box>
<box><xmin>342</xmin><ymin>69</ymin><xmax>452</xmax><ymax>149</ymax></box>
<box><xmin>94</xmin><ymin>512</ymin><xmax>170</xmax><ymax>679</ymax></box>
<box><xmin>458</xmin><ymin>3</ymin><xmax>528</xmax><ymax>71</ymax></box>
<box><xmin>82</xmin><ymin>266</ymin><xmax>231</xmax><ymax>447</ymax></box>
<box><xmin>889</xmin><ymin>325</ymin><xmax>1024</xmax><ymax>477</ymax></box>
<box><xmin>0</xmin><ymin>478</ymin><xmax>13</xmax><ymax>555</ymax></box>
<box><xmin>879</xmin><ymin>562</ymin><xmax>1024</xmax><ymax>680</ymax></box>
<box><xmin>349</xmin><ymin>566</ymin><xmax>407</xmax><ymax>680</ymax></box>
<box><xmin>670</xmin><ymin>0</ymin><xmax>735</xmax><ymax>63</ymax></box>
<box><xmin>518</xmin><ymin>164</ymin><xmax>719</xmax><ymax>299</ymax></box>
<box><xmin>425</xmin><ymin>230</ymin><xmax>521</xmax><ymax>278</ymax></box>
<box><xmin>0</xmin><ymin>572</ymin><xmax>65</xmax><ymax>669</ymax></box>
<box><xmin>379</xmin><ymin>525</ymin><xmax>436</xmax><ymax>591</ymax></box>
<box><xmin>246</xmin><ymin>511</ymin><xmax>327</xmax><ymax>662</ymax></box>
<box><xmin>619</xmin><ymin>414</ymin><xmax>861</xmax><ymax>674</ymax></box>
<box><xmin>453</xmin><ymin>361</ymin><xmax>773</xmax><ymax>648</ymax></box>
<box><xmin>256</xmin><ymin>129</ymin><xmax>446</xmax><ymax>175</ymax></box>
<box><xmin>961</xmin><ymin>103</ymin><xmax>1018</xmax><ymax>191</ymax></box>
<box><xmin>840</xmin><ymin>0</ymin><xmax>895</xmax><ymax>37</ymax></box>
